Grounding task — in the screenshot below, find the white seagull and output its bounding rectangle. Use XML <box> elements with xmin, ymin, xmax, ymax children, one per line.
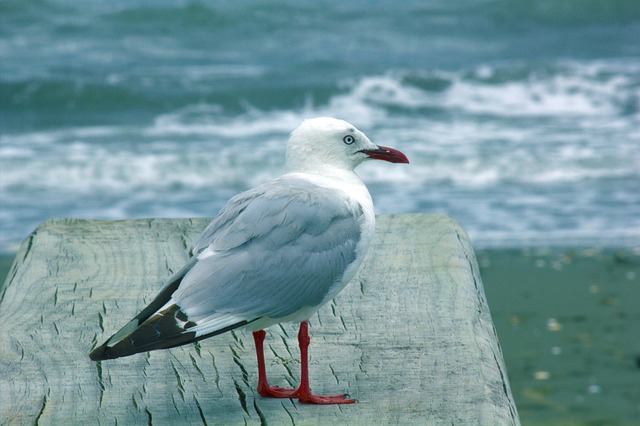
<box><xmin>90</xmin><ymin>117</ymin><xmax>409</xmax><ymax>404</ymax></box>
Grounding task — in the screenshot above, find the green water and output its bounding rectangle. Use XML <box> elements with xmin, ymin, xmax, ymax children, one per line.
<box><xmin>480</xmin><ymin>248</ymin><xmax>640</xmax><ymax>425</ymax></box>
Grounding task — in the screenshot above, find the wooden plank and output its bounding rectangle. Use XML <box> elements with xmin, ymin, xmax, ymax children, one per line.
<box><xmin>0</xmin><ymin>214</ymin><xmax>519</xmax><ymax>425</ymax></box>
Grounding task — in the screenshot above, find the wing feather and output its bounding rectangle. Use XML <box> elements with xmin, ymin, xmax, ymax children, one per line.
<box><xmin>176</xmin><ymin>177</ymin><xmax>362</xmax><ymax>321</ymax></box>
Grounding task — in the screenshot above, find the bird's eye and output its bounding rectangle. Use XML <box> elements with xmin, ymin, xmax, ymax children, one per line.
<box><xmin>343</xmin><ymin>135</ymin><xmax>355</xmax><ymax>145</ymax></box>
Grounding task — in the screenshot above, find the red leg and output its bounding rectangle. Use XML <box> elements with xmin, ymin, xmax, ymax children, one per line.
<box><xmin>252</xmin><ymin>323</ymin><xmax>355</xmax><ymax>404</ymax></box>
<box><xmin>292</xmin><ymin>321</ymin><xmax>356</xmax><ymax>404</ymax></box>
<box><xmin>252</xmin><ymin>330</ymin><xmax>296</xmax><ymax>398</ymax></box>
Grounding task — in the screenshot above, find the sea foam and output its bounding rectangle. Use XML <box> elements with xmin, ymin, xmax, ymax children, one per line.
<box><xmin>1</xmin><ymin>59</ymin><xmax>638</xmax><ymax>250</ymax></box>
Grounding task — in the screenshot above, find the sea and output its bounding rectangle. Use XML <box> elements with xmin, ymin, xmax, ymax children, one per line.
<box><xmin>1</xmin><ymin>0</ymin><xmax>639</xmax><ymax>254</ymax></box>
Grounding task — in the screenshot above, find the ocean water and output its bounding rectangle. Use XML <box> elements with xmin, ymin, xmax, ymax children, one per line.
<box><xmin>1</xmin><ymin>0</ymin><xmax>639</xmax><ymax>253</ymax></box>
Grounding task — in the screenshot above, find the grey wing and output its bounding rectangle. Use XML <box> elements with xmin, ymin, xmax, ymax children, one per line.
<box><xmin>175</xmin><ymin>178</ymin><xmax>363</xmax><ymax>330</ymax></box>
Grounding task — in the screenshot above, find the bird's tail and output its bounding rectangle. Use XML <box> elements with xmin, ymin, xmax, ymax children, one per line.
<box><xmin>90</xmin><ymin>262</ymin><xmax>195</xmax><ymax>360</ymax></box>
<box><xmin>89</xmin><ymin>260</ymin><xmax>252</xmax><ymax>361</ymax></box>
<box><xmin>89</xmin><ymin>303</ymin><xmax>198</xmax><ymax>360</ymax></box>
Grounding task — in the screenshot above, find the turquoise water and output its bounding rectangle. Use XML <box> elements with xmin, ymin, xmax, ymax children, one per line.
<box><xmin>1</xmin><ymin>0</ymin><xmax>639</xmax><ymax>252</ymax></box>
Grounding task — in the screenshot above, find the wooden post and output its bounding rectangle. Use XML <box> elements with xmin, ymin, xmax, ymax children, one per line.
<box><xmin>0</xmin><ymin>214</ymin><xmax>519</xmax><ymax>425</ymax></box>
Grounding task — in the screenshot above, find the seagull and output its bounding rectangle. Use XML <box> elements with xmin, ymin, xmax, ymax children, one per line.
<box><xmin>89</xmin><ymin>117</ymin><xmax>409</xmax><ymax>404</ymax></box>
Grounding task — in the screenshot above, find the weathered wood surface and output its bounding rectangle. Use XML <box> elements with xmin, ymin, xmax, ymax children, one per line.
<box><xmin>0</xmin><ymin>214</ymin><xmax>519</xmax><ymax>425</ymax></box>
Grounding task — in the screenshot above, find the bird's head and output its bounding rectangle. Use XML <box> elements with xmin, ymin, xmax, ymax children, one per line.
<box><xmin>285</xmin><ymin>117</ymin><xmax>409</xmax><ymax>174</ymax></box>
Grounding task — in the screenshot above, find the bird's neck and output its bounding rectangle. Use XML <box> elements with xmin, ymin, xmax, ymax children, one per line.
<box><xmin>284</xmin><ymin>166</ymin><xmax>364</xmax><ymax>189</ymax></box>
<box><xmin>283</xmin><ymin>168</ymin><xmax>374</xmax><ymax>214</ymax></box>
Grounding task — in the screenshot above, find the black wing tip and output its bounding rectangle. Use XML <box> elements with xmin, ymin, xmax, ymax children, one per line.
<box><xmin>90</xmin><ymin>338</ymin><xmax>138</xmax><ymax>360</ymax></box>
<box><xmin>89</xmin><ymin>338</ymin><xmax>152</xmax><ymax>361</ymax></box>
<box><xmin>89</xmin><ymin>344</ymin><xmax>115</xmax><ymax>361</ymax></box>
<box><xmin>89</xmin><ymin>317</ymin><xmax>260</xmax><ymax>362</ymax></box>
<box><xmin>89</xmin><ymin>304</ymin><xmax>199</xmax><ymax>361</ymax></box>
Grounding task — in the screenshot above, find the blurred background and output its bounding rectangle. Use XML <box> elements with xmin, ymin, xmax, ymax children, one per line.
<box><xmin>1</xmin><ymin>1</ymin><xmax>639</xmax><ymax>424</ymax></box>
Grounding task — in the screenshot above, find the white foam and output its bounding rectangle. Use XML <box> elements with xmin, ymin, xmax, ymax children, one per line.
<box><xmin>332</xmin><ymin>60</ymin><xmax>639</xmax><ymax>120</ymax></box>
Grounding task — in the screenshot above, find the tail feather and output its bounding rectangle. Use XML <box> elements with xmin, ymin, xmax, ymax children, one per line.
<box><xmin>89</xmin><ymin>260</ymin><xmax>250</xmax><ymax>361</ymax></box>
<box><xmin>89</xmin><ymin>303</ymin><xmax>250</xmax><ymax>360</ymax></box>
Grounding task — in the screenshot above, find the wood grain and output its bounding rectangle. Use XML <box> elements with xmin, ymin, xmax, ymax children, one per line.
<box><xmin>0</xmin><ymin>214</ymin><xmax>519</xmax><ymax>425</ymax></box>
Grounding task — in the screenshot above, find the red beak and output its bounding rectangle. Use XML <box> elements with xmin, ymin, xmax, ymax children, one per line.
<box><xmin>361</xmin><ymin>145</ymin><xmax>409</xmax><ymax>164</ymax></box>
